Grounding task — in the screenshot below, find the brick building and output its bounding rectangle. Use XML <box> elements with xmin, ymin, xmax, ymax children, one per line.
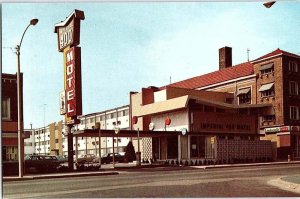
<box><xmin>130</xmin><ymin>47</ymin><xmax>300</xmax><ymax>161</ymax></box>
<box><xmin>2</xmin><ymin>73</ymin><xmax>26</xmax><ymax>175</ymax></box>
<box><xmin>2</xmin><ymin>73</ymin><xmax>23</xmax><ymax>162</ymax></box>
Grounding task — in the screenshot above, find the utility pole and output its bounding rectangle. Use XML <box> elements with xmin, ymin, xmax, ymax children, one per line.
<box><xmin>43</xmin><ymin>104</ymin><xmax>47</xmax><ymax>155</ymax></box>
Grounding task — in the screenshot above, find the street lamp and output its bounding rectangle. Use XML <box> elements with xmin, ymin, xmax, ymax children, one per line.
<box><xmin>43</xmin><ymin>104</ymin><xmax>47</xmax><ymax>155</ymax></box>
<box><xmin>15</xmin><ymin>18</ymin><xmax>38</xmax><ymax>178</ymax></box>
<box><xmin>263</xmin><ymin>1</ymin><xmax>276</xmax><ymax>8</ymax></box>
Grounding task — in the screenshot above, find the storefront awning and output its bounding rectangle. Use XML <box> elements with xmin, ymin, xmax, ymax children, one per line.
<box><xmin>236</xmin><ymin>88</ymin><xmax>251</xmax><ymax>96</ymax></box>
<box><xmin>259</xmin><ymin>63</ymin><xmax>274</xmax><ymax>71</ymax></box>
<box><xmin>258</xmin><ymin>83</ymin><xmax>274</xmax><ymax>92</ymax></box>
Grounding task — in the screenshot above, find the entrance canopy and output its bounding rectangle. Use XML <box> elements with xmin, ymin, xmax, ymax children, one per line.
<box><xmin>73</xmin><ymin>129</ymin><xmax>180</xmax><ymax>138</ymax></box>
<box><xmin>72</xmin><ymin>129</ymin><xmax>262</xmax><ymax>138</ymax></box>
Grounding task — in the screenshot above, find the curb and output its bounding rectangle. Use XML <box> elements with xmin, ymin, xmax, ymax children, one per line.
<box><xmin>191</xmin><ymin>161</ymin><xmax>300</xmax><ymax>169</ymax></box>
<box><xmin>268</xmin><ymin>177</ymin><xmax>300</xmax><ymax>195</ymax></box>
<box><xmin>3</xmin><ymin>171</ymin><xmax>119</xmax><ymax>182</ymax></box>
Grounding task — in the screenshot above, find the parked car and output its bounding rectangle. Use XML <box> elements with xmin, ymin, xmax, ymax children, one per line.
<box><xmin>56</xmin><ymin>155</ymin><xmax>68</xmax><ymax>163</ymax></box>
<box><xmin>76</xmin><ymin>154</ymin><xmax>96</xmax><ymax>164</ymax></box>
<box><xmin>25</xmin><ymin>155</ymin><xmax>60</xmax><ymax>173</ymax></box>
<box><xmin>94</xmin><ymin>153</ymin><xmax>125</xmax><ymax>164</ymax></box>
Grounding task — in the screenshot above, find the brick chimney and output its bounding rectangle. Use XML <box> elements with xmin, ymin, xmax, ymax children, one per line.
<box><xmin>219</xmin><ymin>46</ymin><xmax>232</xmax><ymax>70</ymax></box>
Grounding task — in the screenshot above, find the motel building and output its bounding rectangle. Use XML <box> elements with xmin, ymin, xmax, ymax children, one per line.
<box><xmin>127</xmin><ymin>47</ymin><xmax>300</xmax><ymax>163</ymax></box>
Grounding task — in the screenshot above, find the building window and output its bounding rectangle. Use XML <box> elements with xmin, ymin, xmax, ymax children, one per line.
<box><xmin>259</xmin><ymin>83</ymin><xmax>275</xmax><ymax>97</ymax></box>
<box><xmin>2</xmin><ymin>97</ymin><xmax>10</xmax><ymax>120</ymax></box>
<box><xmin>24</xmin><ymin>142</ymin><xmax>33</xmax><ymax>146</ymax></box>
<box><xmin>100</xmin><ymin>115</ymin><xmax>105</xmax><ymax>121</ymax></box>
<box><xmin>80</xmin><ymin>119</ymin><xmax>84</xmax><ymax>125</ymax></box>
<box><xmin>289</xmin><ymin>61</ymin><xmax>298</xmax><ymax>73</ymax></box>
<box><xmin>289</xmin><ymin>81</ymin><xmax>299</xmax><ymax>95</ymax></box>
<box><xmin>290</xmin><ymin>106</ymin><xmax>299</xmax><ymax>120</ymax></box>
<box><xmin>191</xmin><ymin>136</ymin><xmax>205</xmax><ymax>158</ymax></box>
<box><xmin>260</xmin><ymin>63</ymin><xmax>274</xmax><ymax>75</ymax></box>
<box><xmin>263</xmin><ymin>115</ymin><xmax>275</xmax><ymax>122</ymax></box>
<box><xmin>111</xmin><ymin>113</ymin><xmax>116</xmax><ymax>119</ymax></box>
<box><xmin>118</xmin><ymin>111</ymin><xmax>123</xmax><ymax>117</ymax></box>
<box><xmin>55</xmin><ymin>139</ymin><xmax>59</xmax><ymax>143</ymax></box>
<box><xmin>90</xmin><ymin>118</ymin><xmax>94</xmax><ymax>123</ymax></box>
<box><xmin>96</xmin><ymin>116</ymin><xmax>100</xmax><ymax>122</ymax></box>
<box><xmin>237</xmin><ymin>87</ymin><xmax>251</xmax><ymax>104</ymax></box>
<box><xmin>124</xmin><ymin>109</ymin><xmax>129</xmax><ymax>116</ymax></box>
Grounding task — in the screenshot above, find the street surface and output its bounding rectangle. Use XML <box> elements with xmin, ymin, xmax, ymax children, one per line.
<box><xmin>3</xmin><ymin>164</ymin><xmax>300</xmax><ymax>198</ymax></box>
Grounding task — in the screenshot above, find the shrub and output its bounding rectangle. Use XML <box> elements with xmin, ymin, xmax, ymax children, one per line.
<box><xmin>124</xmin><ymin>141</ymin><xmax>136</xmax><ymax>162</ymax></box>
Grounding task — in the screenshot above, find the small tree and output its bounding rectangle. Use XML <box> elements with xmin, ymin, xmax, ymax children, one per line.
<box><xmin>124</xmin><ymin>141</ymin><xmax>136</xmax><ymax>162</ymax></box>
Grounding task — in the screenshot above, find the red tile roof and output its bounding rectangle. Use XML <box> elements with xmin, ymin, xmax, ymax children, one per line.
<box><xmin>164</xmin><ymin>62</ymin><xmax>254</xmax><ymax>89</ymax></box>
<box><xmin>161</xmin><ymin>49</ymin><xmax>299</xmax><ymax>90</ymax></box>
<box><xmin>252</xmin><ymin>48</ymin><xmax>300</xmax><ymax>62</ymax></box>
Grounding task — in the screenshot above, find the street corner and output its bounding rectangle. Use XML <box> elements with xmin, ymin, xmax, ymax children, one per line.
<box><xmin>268</xmin><ymin>176</ymin><xmax>300</xmax><ymax>195</ymax></box>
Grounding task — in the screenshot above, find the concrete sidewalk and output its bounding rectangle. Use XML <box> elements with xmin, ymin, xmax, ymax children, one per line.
<box><xmin>3</xmin><ymin>160</ymin><xmax>300</xmax><ymax>182</ymax></box>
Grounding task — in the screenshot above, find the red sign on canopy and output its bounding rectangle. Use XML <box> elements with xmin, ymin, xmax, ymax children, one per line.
<box><xmin>132</xmin><ymin>116</ymin><xmax>138</xmax><ymax>125</ymax></box>
<box><xmin>165</xmin><ymin>117</ymin><xmax>171</xmax><ymax>126</ymax></box>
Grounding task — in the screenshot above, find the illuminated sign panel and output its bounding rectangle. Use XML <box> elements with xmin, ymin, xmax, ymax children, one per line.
<box><xmin>54</xmin><ymin>9</ymin><xmax>85</xmax><ymax>52</ymax></box>
<box><xmin>64</xmin><ymin>47</ymin><xmax>82</xmax><ymax>117</ymax></box>
<box><xmin>58</xmin><ymin>20</ymin><xmax>74</xmax><ymax>51</ymax></box>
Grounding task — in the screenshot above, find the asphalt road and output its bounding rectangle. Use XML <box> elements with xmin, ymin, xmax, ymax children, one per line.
<box><xmin>3</xmin><ymin>164</ymin><xmax>300</xmax><ymax>198</ymax></box>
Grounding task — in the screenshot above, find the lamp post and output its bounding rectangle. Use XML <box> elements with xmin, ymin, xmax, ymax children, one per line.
<box><xmin>43</xmin><ymin>104</ymin><xmax>47</xmax><ymax>155</ymax></box>
<box><xmin>15</xmin><ymin>18</ymin><xmax>38</xmax><ymax>178</ymax></box>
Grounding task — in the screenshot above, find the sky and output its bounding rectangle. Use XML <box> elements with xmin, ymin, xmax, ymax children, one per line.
<box><xmin>2</xmin><ymin>1</ymin><xmax>300</xmax><ymax>129</ymax></box>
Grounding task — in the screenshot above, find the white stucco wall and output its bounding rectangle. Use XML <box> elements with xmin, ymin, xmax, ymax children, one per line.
<box><xmin>151</xmin><ymin>110</ymin><xmax>189</xmax><ymax>132</ymax></box>
<box><xmin>154</xmin><ymin>90</ymin><xmax>167</xmax><ymax>103</ymax></box>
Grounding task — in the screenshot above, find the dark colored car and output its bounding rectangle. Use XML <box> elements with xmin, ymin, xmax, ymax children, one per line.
<box><xmin>25</xmin><ymin>155</ymin><xmax>60</xmax><ymax>173</ymax></box>
<box><xmin>76</xmin><ymin>154</ymin><xmax>96</xmax><ymax>164</ymax></box>
<box><xmin>56</xmin><ymin>155</ymin><xmax>68</xmax><ymax>163</ymax></box>
<box><xmin>95</xmin><ymin>153</ymin><xmax>125</xmax><ymax>164</ymax></box>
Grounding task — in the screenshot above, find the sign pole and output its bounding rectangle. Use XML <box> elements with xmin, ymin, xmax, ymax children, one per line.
<box><xmin>67</xmin><ymin>125</ymin><xmax>74</xmax><ymax>171</ymax></box>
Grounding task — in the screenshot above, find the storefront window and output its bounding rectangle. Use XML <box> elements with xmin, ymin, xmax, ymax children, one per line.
<box><xmin>167</xmin><ymin>136</ymin><xmax>178</xmax><ymax>159</ymax></box>
<box><xmin>190</xmin><ymin>136</ymin><xmax>206</xmax><ymax>158</ymax></box>
<box><xmin>2</xmin><ymin>146</ymin><xmax>18</xmax><ymax>161</ymax></box>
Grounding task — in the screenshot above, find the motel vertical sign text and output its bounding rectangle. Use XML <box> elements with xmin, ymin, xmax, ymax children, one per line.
<box><xmin>55</xmin><ymin>10</ymin><xmax>85</xmax><ymax>124</ymax></box>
